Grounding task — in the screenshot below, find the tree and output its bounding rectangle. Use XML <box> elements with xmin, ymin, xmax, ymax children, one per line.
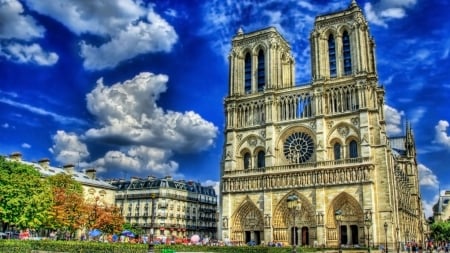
<box><xmin>85</xmin><ymin>196</ymin><xmax>124</xmax><ymax>235</ymax></box>
<box><xmin>46</xmin><ymin>173</ymin><xmax>87</xmax><ymax>236</ymax></box>
<box><xmin>0</xmin><ymin>157</ymin><xmax>53</xmax><ymax>231</ymax></box>
<box><xmin>430</xmin><ymin>221</ymin><xmax>450</xmax><ymax>241</ymax></box>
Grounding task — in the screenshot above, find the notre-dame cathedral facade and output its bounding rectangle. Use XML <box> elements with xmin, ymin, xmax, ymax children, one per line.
<box><xmin>219</xmin><ymin>1</ymin><xmax>425</xmax><ymax>249</ymax></box>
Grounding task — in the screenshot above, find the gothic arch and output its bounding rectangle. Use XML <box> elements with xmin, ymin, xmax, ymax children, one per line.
<box><xmin>327</xmin><ymin>122</ymin><xmax>359</xmax><ymax>144</ymax></box>
<box><xmin>272</xmin><ymin>191</ymin><xmax>316</xmax><ymax>244</ymax></box>
<box><xmin>337</xmin><ymin>25</ymin><xmax>353</xmax><ymax>36</ymax></box>
<box><xmin>326</xmin><ymin>192</ymin><xmax>364</xmax><ymax>246</ymax></box>
<box><xmin>230</xmin><ymin>196</ymin><xmax>264</xmax><ymax>242</ymax></box>
<box><xmin>252</xmin><ymin>43</ymin><xmax>268</xmax><ymax>55</ymax></box>
<box><xmin>237</xmin><ymin>134</ymin><xmax>265</xmax><ymax>155</ymax></box>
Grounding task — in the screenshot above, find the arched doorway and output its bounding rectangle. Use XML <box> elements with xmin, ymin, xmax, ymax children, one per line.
<box><xmin>230</xmin><ymin>197</ymin><xmax>264</xmax><ymax>245</ymax></box>
<box><xmin>326</xmin><ymin>192</ymin><xmax>364</xmax><ymax>247</ymax></box>
<box><xmin>272</xmin><ymin>191</ymin><xmax>316</xmax><ymax>246</ymax></box>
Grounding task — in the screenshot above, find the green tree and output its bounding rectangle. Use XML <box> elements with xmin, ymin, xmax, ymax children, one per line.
<box><xmin>46</xmin><ymin>173</ymin><xmax>87</xmax><ymax>237</ymax></box>
<box><xmin>430</xmin><ymin>221</ymin><xmax>450</xmax><ymax>241</ymax></box>
<box><xmin>0</xmin><ymin>157</ymin><xmax>53</xmax><ymax>231</ymax></box>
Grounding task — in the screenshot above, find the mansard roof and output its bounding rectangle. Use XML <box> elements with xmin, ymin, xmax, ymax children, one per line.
<box><xmin>110</xmin><ymin>176</ymin><xmax>217</xmax><ymax>197</ymax></box>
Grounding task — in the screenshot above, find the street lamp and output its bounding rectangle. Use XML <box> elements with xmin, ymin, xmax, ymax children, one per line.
<box><xmin>396</xmin><ymin>227</ymin><xmax>400</xmax><ymax>253</ymax></box>
<box><xmin>335</xmin><ymin>209</ymin><xmax>343</xmax><ymax>253</ymax></box>
<box><xmin>364</xmin><ymin>210</ymin><xmax>372</xmax><ymax>253</ymax></box>
<box><xmin>287</xmin><ymin>194</ymin><xmax>301</xmax><ymax>253</ymax></box>
<box><xmin>384</xmin><ymin>222</ymin><xmax>388</xmax><ymax>253</ymax></box>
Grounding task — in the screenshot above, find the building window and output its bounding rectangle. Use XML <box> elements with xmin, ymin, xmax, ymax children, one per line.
<box><xmin>257</xmin><ymin>150</ymin><xmax>265</xmax><ymax>168</ymax></box>
<box><xmin>328</xmin><ymin>34</ymin><xmax>336</xmax><ymax>77</ymax></box>
<box><xmin>334</xmin><ymin>143</ymin><xmax>341</xmax><ymax>160</ymax></box>
<box><xmin>349</xmin><ymin>140</ymin><xmax>358</xmax><ymax>158</ymax></box>
<box><xmin>244</xmin><ymin>53</ymin><xmax>251</xmax><ymax>94</ymax></box>
<box><xmin>342</xmin><ymin>31</ymin><xmax>352</xmax><ymax>75</ymax></box>
<box><xmin>244</xmin><ymin>152</ymin><xmax>251</xmax><ymax>170</ymax></box>
<box><xmin>257</xmin><ymin>50</ymin><xmax>265</xmax><ymax>91</ymax></box>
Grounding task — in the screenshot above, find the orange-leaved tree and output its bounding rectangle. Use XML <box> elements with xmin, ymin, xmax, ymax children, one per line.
<box><xmin>85</xmin><ymin>196</ymin><xmax>124</xmax><ymax>235</ymax></box>
<box><xmin>47</xmin><ymin>173</ymin><xmax>87</xmax><ymax>237</ymax></box>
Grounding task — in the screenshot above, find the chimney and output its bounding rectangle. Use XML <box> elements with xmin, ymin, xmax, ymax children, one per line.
<box><xmin>38</xmin><ymin>158</ymin><xmax>50</xmax><ymax>169</ymax></box>
<box><xmin>9</xmin><ymin>152</ymin><xmax>22</xmax><ymax>161</ymax></box>
<box><xmin>85</xmin><ymin>169</ymin><xmax>96</xmax><ymax>179</ymax></box>
<box><xmin>63</xmin><ymin>164</ymin><xmax>75</xmax><ymax>174</ymax></box>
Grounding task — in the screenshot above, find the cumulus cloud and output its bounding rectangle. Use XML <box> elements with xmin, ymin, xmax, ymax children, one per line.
<box><xmin>49</xmin><ymin>130</ymin><xmax>90</xmax><ymax>165</ymax></box>
<box><xmin>90</xmin><ymin>147</ymin><xmax>179</xmax><ymax>178</ymax></box>
<box><xmin>434</xmin><ymin>120</ymin><xmax>450</xmax><ymax>149</ymax></box>
<box><xmin>418</xmin><ymin>164</ymin><xmax>439</xmax><ymax>189</ymax></box>
<box><xmin>0</xmin><ymin>43</ymin><xmax>58</xmax><ymax>65</ymax></box>
<box><xmin>384</xmin><ymin>104</ymin><xmax>405</xmax><ymax>136</ymax></box>
<box><xmin>49</xmin><ymin>72</ymin><xmax>219</xmax><ymax>177</ymax></box>
<box><xmin>24</xmin><ymin>0</ymin><xmax>178</xmax><ymax>70</ymax></box>
<box><xmin>85</xmin><ymin>72</ymin><xmax>218</xmax><ymax>153</ymax></box>
<box><xmin>21</xmin><ymin>143</ymin><xmax>31</xmax><ymax>149</ymax></box>
<box><xmin>0</xmin><ymin>0</ymin><xmax>44</xmax><ymax>40</ymax></box>
<box><xmin>364</xmin><ymin>0</ymin><xmax>417</xmax><ymax>27</ymax></box>
<box><xmin>0</xmin><ymin>0</ymin><xmax>57</xmax><ymax>66</ymax></box>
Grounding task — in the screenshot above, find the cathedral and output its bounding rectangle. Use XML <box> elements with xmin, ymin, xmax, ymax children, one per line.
<box><xmin>219</xmin><ymin>0</ymin><xmax>426</xmax><ymax>249</ymax></box>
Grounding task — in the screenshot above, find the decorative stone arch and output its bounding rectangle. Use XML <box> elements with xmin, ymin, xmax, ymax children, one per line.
<box><xmin>272</xmin><ymin>191</ymin><xmax>316</xmax><ymax>246</ymax></box>
<box><xmin>327</xmin><ymin>122</ymin><xmax>360</xmax><ymax>160</ymax></box>
<box><xmin>329</xmin><ymin>137</ymin><xmax>344</xmax><ymax>160</ymax></box>
<box><xmin>321</xmin><ymin>27</ymin><xmax>338</xmax><ymax>39</ymax></box>
<box><xmin>337</xmin><ymin>25</ymin><xmax>353</xmax><ymax>36</ymax></box>
<box><xmin>326</xmin><ymin>192</ymin><xmax>364</xmax><ymax>247</ymax></box>
<box><xmin>276</xmin><ymin>125</ymin><xmax>316</xmax><ymax>165</ymax></box>
<box><xmin>236</xmin><ymin>134</ymin><xmax>265</xmax><ymax>170</ymax></box>
<box><xmin>252</xmin><ymin>43</ymin><xmax>268</xmax><ymax>56</ymax></box>
<box><xmin>230</xmin><ymin>196</ymin><xmax>264</xmax><ymax>243</ymax></box>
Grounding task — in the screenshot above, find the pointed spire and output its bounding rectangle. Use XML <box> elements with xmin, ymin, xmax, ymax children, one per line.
<box><xmin>237</xmin><ymin>27</ymin><xmax>244</xmax><ymax>36</ymax></box>
<box><xmin>350</xmin><ymin>0</ymin><xmax>358</xmax><ymax>8</ymax></box>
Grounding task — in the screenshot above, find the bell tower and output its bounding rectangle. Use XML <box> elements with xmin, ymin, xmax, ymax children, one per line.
<box><xmin>310</xmin><ymin>0</ymin><xmax>377</xmax><ymax>80</ymax></box>
<box><xmin>228</xmin><ymin>27</ymin><xmax>295</xmax><ymax>96</ymax></box>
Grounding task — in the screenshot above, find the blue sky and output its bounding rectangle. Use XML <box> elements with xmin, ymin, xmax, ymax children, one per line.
<box><xmin>0</xmin><ymin>0</ymin><xmax>449</xmax><ymax>217</ymax></box>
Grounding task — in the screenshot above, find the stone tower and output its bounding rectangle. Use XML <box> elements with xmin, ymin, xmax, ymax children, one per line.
<box><xmin>220</xmin><ymin>0</ymin><xmax>424</xmax><ymax>249</ymax></box>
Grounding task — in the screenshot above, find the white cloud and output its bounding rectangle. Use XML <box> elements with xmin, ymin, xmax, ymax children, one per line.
<box><xmin>55</xmin><ymin>72</ymin><xmax>219</xmax><ymax>177</ymax></box>
<box><xmin>21</xmin><ymin>143</ymin><xmax>31</xmax><ymax>149</ymax></box>
<box><xmin>364</xmin><ymin>0</ymin><xmax>417</xmax><ymax>27</ymax></box>
<box><xmin>0</xmin><ymin>0</ymin><xmax>58</xmax><ymax>66</ymax></box>
<box><xmin>434</xmin><ymin>120</ymin><xmax>450</xmax><ymax>149</ymax></box>
<box><xmin>0</xmin><ymin>43</ymin><xmax>58</xmax><ymax>66</ymax></box>
<box><xmin>384</xmin><ymin>104</ymin><xmax>405</xmax><ymax>136</ymax></box>
<box><xmin>49</xmin><ymin>130</ymin><xmax>89</xmax><ymax>165</ymax></box>
<box><xmin>2</xmin><ymin>123</ymin><xmax>9</xmax><ymax>128</ymax></box>
<box><xmin>85</xmin><ymin>72</ymin><xmax>218</xmax><ymax>153</ymax></box>
<box><xmin>0</xmin><ymin>0</ymin><xmax>45</xmax><ymax>40</ymax></box>
<box><xmin>24</xmin><ymin>0</ymin><xmax>177</xmax><ymax>70</ymax></box>
<box><xmin>90</xmin><ymin>147</ymin><xmax>179</xmax><ymax>178</ymax></box>
<box><xmin>418</xmin><ymin>164</ymin><xmax>439</xmax><ymax>189</ymax></box>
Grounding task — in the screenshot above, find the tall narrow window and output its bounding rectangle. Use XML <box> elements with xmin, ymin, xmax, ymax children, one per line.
<box><xmin>244</xmin><ymin>53</ymin><xmax>251</xmax><ymax>94</ymax></box>
<box><xmin>257</xmin><ymin>50</ymin><xmax>265</xmax><ymax>91</ymax></box>
<box><xmin>349</xmin><ymin>140</ymin><xmax>358</xmax><ymax>158</ymax></box>
<box><xmin>343</xmin><ymin>31</ymin><xmax>352</xmax><ymax>75</ymax></box>
<box><xmin>244</xmin><ymin>152</ymin><xmax>251</xmax><ymax>169</ymax></box>
<box><xmin>328</xmin><ymin>35</ymin><xmax>336</xmax><ymax>77</ymax></box>
<box><xmin>334</xmin><ymin>143</ymin><xmax>341</xmax><ymax>160</ymax></box>
<box><xmin>257</xmin><ymin>150</ymin><xmax>265</xmax><ymax>168</ymax></box>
